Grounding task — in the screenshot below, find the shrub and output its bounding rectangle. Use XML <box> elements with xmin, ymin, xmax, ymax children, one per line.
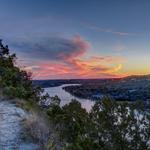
<box><xmin>0</xmin><ymin>40</ymin><xmax>43</xmax><ymax>101</ymax></box>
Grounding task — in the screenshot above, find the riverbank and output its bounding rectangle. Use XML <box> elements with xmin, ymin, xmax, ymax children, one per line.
<box><xmin>44</xmin><ymin>84</ymin><xmax>95</xmax><ymax>111</ymax></box>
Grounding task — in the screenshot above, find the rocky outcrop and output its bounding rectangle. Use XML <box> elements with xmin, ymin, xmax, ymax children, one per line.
<box><xmin>0</xmin><ymin>99</ymin><xmax>38</xmax><ymax>150</ymax></box>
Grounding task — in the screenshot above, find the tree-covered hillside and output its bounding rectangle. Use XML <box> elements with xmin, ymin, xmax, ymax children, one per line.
<box><xmin>0</xmin><ymin>40</ymin><xmax>42</xmax><ymax>101</ymax></box>
<box><xmin>46</xmin><ymin>98</ymin><xmax>150</xmax><ymax>150</ymax></box>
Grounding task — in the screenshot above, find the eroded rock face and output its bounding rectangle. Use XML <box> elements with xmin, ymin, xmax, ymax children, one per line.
<box><xmin>0</xmin><ymin>100</ymin><xmax>38</xmax><ymax>150</ymax></box>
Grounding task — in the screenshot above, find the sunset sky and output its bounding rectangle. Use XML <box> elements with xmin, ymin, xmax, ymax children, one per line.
<box><xmin>0</xmin><ymin>0</ymin><xmax>150</xmax><ymax>79</ymax></box>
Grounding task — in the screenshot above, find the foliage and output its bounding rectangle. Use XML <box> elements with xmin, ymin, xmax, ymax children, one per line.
<box><xmin>89</xmin><ymin>97</ymin><xmax>150</xmax><ymax>150</ymax></box>
<box><xmin>0</xmin><ymin>40</ymin><xmax>43</xmax><ymax>100</ymax></box>
<box><xmin>47</xmin><ymin>97</ymin><xmax>150</xmax><ymax>150</ymax></box>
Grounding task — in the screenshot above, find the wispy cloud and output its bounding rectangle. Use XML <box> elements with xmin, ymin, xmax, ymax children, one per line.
<box><xmin>113</xmin><ymin>43</ymin><xmax>126</xmax><ymax>51</ymax></box>
<box><xmin>85</xmin><ymin>24</ymin><xmax>137</xmax><ymax>36</ymax></box>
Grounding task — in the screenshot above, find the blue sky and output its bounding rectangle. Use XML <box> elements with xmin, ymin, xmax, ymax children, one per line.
<box><xmin>0</xmin><ymin>0</ymin><xmax>150</xmax><ymax>79</ymax></box>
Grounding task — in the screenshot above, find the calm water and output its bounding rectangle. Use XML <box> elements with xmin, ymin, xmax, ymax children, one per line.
<box><xmin>44</xmin><ymin>84</ymin><xmax>95</xmax><ymax>111</ymax></box>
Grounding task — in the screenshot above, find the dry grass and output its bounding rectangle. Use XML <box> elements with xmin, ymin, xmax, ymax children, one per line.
<box><xmin>24</xmin><ymin>110</ymin><xmax>51</xmax><ymax>148</ymax></box>
<box><xmin>0</xmin><ymin>95</ymin><xmax>62</xmax><ymax>149</ymax></box>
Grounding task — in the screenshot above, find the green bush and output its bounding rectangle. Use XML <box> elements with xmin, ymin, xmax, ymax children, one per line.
<box><xmin>47</xmin><ymin>97</ymin><xmax>150</xmax><ymax>150</ymax></box>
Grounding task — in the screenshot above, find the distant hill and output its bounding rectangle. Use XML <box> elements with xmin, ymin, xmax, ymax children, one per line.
<box><xmin>33</xmin><ymin>78</ymin><xmax>107</xmax><ymax>88</ymax></box>
<box><xmin>121</xmin><ymin>74</ymin><xmax>150</xmax><ymax>82</ymax></box>
<box><xmin>33</xmin><ymin>74</ymin><xmax>150</xmax><ymax>88</ymax></box>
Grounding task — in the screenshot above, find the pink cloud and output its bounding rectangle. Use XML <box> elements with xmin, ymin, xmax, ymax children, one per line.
<box><xmin>18</xmin><ymin>35</ymin><xmax>125</xmax><ymax>79</ymax></box>
<box><xmin>58</xmin><ymin>36</ymin><xmax>90</xmax><ymax>60</ymax></box>
<box><xmin>26</xmin><ymin>55</ymin><xmax>124</xmax><ymax>79</ymax></box>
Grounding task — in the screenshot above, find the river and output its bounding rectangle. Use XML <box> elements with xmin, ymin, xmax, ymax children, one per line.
<box><xmin>44</xmin><ymin>84</ymin><xmax>95</xmax><ymax>111</ymax></box>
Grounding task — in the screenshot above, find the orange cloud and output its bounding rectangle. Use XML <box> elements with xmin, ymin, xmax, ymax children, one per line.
<box><xmin>27</xmin><ymin>55</ymin><xmax>124</xmax><ymax>79</ymax></box>
<box><xmin>18</xmin><ymin>35</ymin><xmax>125</xmax><ymax>79</ymax></box>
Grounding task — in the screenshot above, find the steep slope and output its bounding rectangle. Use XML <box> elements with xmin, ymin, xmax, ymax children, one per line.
<box><xmin>0</xmin><ymin>98</ymin><xmax>38</xmax><ymax>150</ymax></box>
